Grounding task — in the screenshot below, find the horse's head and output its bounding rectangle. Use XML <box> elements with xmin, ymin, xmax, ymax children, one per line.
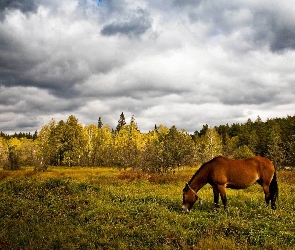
<box><xmin>182</xmin><ymin>183</ymin><xmax>199</xmax><ymax>213</ymax></box>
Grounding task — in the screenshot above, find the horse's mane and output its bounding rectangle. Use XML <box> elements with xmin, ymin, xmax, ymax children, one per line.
<box><xmin>188</xmin><ymin>156</ymin><xmax>223</xmax><ymax>184</ymax></box>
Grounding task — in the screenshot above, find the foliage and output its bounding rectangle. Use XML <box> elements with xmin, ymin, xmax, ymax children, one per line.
<box><xmin>0</xmin><ymin>167</ymin><xmax>294</xmax><ymax>249</ymax></box>
<box><xmin>232</xmin><ymin>145</ymin><xmax>255</xmax><ymax>160</ymax></box>
<box><xmin>266</xmin><ymin>123</ymin><xmax>285</xmax><ymax>169</ymax></box>
<box><xmin>140</xmin><ymin>125</ymin><xmax>195</xmax><ymax>173</ymax></box>
<box><xmin>2</xmin><ymin>114</ymin><xmax>295</xmax><ymax>171</ymax></box>
<box><xmin>195</xmin><ymin>127</ymin><xmax>223</xmax><ymax>163</ymax></box>
<box><xmin>3</xmin><ymin>146</ymin><xmax>20</xmax><ymax>170</ymax></box>
<box><xmin>0</xmin><ymin>137</ymin><xmax>8</xmax><ymax>167</ymax></box>
<box><xmin>215</xmin><ymin>115</ymin><xmax>295</xmax><ymax>169</ymax></box>
<box><xmin>116</xmin><ymin>112</ymin><xmax>127</xmax><ymax>132</ymax></box>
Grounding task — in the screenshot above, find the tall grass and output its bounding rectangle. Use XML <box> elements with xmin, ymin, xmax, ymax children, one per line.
<box><xmin>0</xmin><ymin>167</ymin><xmax>294</xmax><ymax>249</ymax></box>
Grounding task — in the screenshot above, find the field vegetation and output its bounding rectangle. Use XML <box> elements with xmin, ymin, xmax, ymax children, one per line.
<box><xmin>0</xmin><ymin>167</ymin><xmax>294</xmax><ymax>249</ymax></box>
<box><xmin>1</xmin><ymin>113</ymin><xmax>295</xmax><ymax>248</ymax></box>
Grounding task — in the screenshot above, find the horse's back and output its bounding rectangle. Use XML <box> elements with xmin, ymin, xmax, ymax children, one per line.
<box><xmin>208</xmin><ymin>156</ymin><xmax>275</xmax><ymax>188</ymax></box>
<box><xmin>210</xmin><ymin>156</ymin><xmax>274</xmax><ymax>171</ymax></box>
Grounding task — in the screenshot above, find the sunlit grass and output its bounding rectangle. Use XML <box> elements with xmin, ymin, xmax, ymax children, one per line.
<box><xmin>0</xmin><ymin>166</ymin><xmax>121</xmax><ymax>181</ymax></box>
<box><xmin>0</xmin><ymin>167</ymin><xmax>294</xmax><ymax>249</ymax></box>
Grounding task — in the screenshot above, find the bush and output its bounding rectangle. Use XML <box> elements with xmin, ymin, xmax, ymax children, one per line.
<box><xmin>34</xmin><ymin>163</ymin><xmax>48</xmax><ymax>172</ymax></box>
<box><xmin>232</xmin><ymin>145</ymin><xmax>255</xmax><ymax>159</ymax></box>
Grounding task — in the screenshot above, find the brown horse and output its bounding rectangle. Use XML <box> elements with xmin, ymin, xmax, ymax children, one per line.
<box><xmin>182</xmin><ymin>156</ymin><xmax>278</xmax><ymax>212</ymax></box>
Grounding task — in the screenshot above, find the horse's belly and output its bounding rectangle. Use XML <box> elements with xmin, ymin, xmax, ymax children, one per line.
<box><xmin>225</xmin><ymin>171</ymin><xmax>259</xmax><ymax>189</ymax></box>
<box><xmin>226</xmin><ymin>183</ymin><xmax>251</xmax><ymax>189</ymax></box>
<box><xmin>226</xmin><ymin>178</ymin><xmax>257</xmax><ymax>189</ymax></box>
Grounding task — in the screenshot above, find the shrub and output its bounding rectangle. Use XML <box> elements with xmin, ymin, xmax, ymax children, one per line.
<box><xmin>232</xmin><ymin>145</ymin><xmax>255</xmax><ymax>159</ymax></box>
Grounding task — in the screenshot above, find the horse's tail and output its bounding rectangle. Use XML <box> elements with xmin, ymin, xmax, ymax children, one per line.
<box><xmin>269</xmin><ymin>171</ymin><xmax>278</xmax><ymax>209</ymax></box>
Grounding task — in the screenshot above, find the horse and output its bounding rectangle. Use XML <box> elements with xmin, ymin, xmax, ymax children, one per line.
<box><xmin>182</xmin><ymin>156</ymin><xmax>278</xmax><ymax>213</ymax></box>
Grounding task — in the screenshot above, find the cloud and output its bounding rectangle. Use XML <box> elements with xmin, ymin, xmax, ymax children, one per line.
<box><xmin>1</xmin><ymin>0</ymin><xmax>295</xmax><ymax>134</ymax></box>
<box><xmin>0</xmin><ymin>0</ymin><xmax>38</xmax><ymax>13</ymax></box>
<box><xmin>101</xmin><ymin>8</ymin><xmax>152</xmax><ymax>37</ymax></box>
<box><xmin>0</xmin><ymin>0</ymin><xmax>40</xmax><ymax>22</ymax></box>
<box><xmin>262</xmin><ymin>15</ymin><xmax>295</xmax><ymax>52</ymax></box>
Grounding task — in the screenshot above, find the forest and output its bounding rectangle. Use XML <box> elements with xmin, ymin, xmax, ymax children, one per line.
<box><xmin>1</xmin><ymin>112</ymin><xmax>295</xmax><ymax>172</ymax></box>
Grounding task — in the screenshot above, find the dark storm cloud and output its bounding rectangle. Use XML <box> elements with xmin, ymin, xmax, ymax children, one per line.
<box><xmin>0</xmin><ymin>0</ymin><xmax>38</xmax><ymax>20</ymax></box>
<box><xmin>101</xmin><ymin>8</ymin><xmax>152</xmax><ymax>37</ymax></box>
<box><xmin>0</xmin><ymin>0</ymin><xmax>37</xmax><ymax>13</ymax></box>
<box><xmin>271</xmin><ymin>26</ymin><xmax>295</xmax><ymax>51</ymax></box>
<box><xmin>253</xmin><ymin>10</ymin><xmax>295</xmax><ymax>52</ymax></box>
<box><xmin>0</xmin><ymin>43</ymin><xmax>82</xmax><ymax>99</ymax></box>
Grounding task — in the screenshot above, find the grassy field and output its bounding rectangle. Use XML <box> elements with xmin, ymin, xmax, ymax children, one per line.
<box><xmin>0</xmin><ymin>167</ymin><xmax>294</xmax><ymax>249</ymax></box>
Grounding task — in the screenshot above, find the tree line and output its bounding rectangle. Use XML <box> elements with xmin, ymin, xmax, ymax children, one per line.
<box><xmin>1</xmin><ymin>113</ymin><xmax>294</xmax><ymax>172</ymax></box>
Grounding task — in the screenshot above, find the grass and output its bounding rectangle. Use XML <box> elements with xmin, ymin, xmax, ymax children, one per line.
<box><xmin>0</xmin><ymin>167</ymin><xmax>294</xmax><ymax>249</ymax></box>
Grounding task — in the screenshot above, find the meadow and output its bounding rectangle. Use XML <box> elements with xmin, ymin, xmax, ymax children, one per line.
<box><xmin>0</xmin><ymin>167</ymin><xmax>294</xmax><ymax>249</ymax></box>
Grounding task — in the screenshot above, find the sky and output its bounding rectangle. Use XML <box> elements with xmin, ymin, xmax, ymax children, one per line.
<box><xmin>1</xmin><ymin>0</ymin><xmax>295</xmax><ymax>134</ymax></box>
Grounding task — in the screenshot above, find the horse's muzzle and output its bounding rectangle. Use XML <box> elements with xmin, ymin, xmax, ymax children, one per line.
<box><xmin>182</xmin><ymin>205</ymin><xmax>190</xmax><ymax>213</ymax></box>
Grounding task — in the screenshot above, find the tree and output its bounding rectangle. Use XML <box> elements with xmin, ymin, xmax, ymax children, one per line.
<box><xmin>140</xmin><ymin>131</ymin><xmax>162</xmax><ymax>173</ymax></box>
<box><xmin>286</xmin><ymin>136</ymin><xmax>295</xmax><ymax>167</ymax></box>
<box><xmin>139</xmin><ymin>125</ymin><xmax>195</xmax><ymax>173</ymax></box>
<box><xmin>94</xmin><ymin>124</ymin><xmax>114</xmax><ymax>166</ymax></box>
<box><xmin>196</xmin><ymin>127</ymin><xmax>223</xmax><ymax>163</ymax></box>
<box><xmin>139</xmin><ymin>125</ymin><xmax>168</xmax><ymax>173</ymax></box>
<box><xmin>162</xmin><ymin>126</ymin><xmax>195</xmax><ymax>172</ymax></box>
<box><xmin>4</xmin><ymin>138</ymin><xmax>21</xmax><ymax>170</ymax></box>
<box><xmin>82</xmin><ymin>124</ymin><xmax>98</xmax><ymax>166</ymax></box>
<box><xmin>113</xmin><ymin>118</ymin><xmax>143</xmax><ymax>169</ymax></box>
<box><xmin>267</xmin><ymin>123</ymin><xmax>285</xmax><ymax>169</ymax></box>
<box><xmin>130</xmin><ymin>115</ymin><xmax>135</xmax><ymax>126</ymax></box>
<box><xmin>63</xmin><ymin>115</ymin><xmax>86</xmax><ymax>166</ymax></box>
<box><xmin>0</xmin><ymin>137</ymin><xmax>8</xmax><ymax>167</ymax></box>
<box><xmin>232</xmin><ymin>145</ymin><xmax>255</xmax><ymax>159</ymax></box>
<box><xmin>18</xmin><ymin>138</ymin><xmax>38</xmax><ymax>166</ymax></box>
<box><xmin>36</xmin><ymin>122</ymin><xmax>51</xmax><ymax>167</ymax></box>
<box><xmin>223</xmin><ymin>134</ymin><xmax>239</xmax><ymax>158</ymax></box>
<box><xmin>248</xmin><ymin>130</ymin><xmax>259</xmax><ymax>155</ymax></box>
<box><xmin>195</xmin><ymin>124</ymin><xmax>208</xmax><ymax>137</ymax></box>
<box><xmin>116</xmin><ymin>112</ymin><xmax>126</xmax><ymax>132</ymax></box>
<box><xmin>253</xmin><ymin>116</ymin><xmax>268</xmax><ymax>156</ymax></box>
<box><xmin>98</xmin><ymin>116</ymin><xmax>103</xmax><ymax>128</ymax></box>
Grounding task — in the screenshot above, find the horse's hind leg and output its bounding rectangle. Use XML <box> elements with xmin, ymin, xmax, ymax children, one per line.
<box><xmin>269</xmin><ymin>173</ymin><xmax>278</xmax><ymax>210</ymax></box>
<box><xmin>270</xmin><ymin>194</ymin><xmax>276</xmax><ymax>210</ymax></box>
<box><xmin>262</xmin><ymin>184</ymin><xmax>271</xmax><ymax>207</ymax></box>
<box><xmin>266</xmin><ymin>186</ymin><xmax>277</xmax><ymax>210</ymax></box>
<box><xmin>269</xmin><ymin>187</ymin><xmax>278</xmax><ymax>210</ymax></box>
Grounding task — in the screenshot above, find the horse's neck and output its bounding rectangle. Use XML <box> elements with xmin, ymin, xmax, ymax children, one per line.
<box><xmin>190</xmin><ymin>170</ymin><xmax>208</xmax><ymax>192</ymax></box>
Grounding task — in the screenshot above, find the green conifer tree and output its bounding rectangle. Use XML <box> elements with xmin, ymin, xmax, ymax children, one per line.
<box><xmin>116</xmin><ymin>112</ymin><xmax>126</xmax><ymax>132</ymax></box>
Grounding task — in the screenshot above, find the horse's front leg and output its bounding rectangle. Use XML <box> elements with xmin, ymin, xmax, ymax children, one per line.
<box><xmin>212</xmin><ymin>186</ymin><xmax>220</xmax><ymax>211</ymax></box>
